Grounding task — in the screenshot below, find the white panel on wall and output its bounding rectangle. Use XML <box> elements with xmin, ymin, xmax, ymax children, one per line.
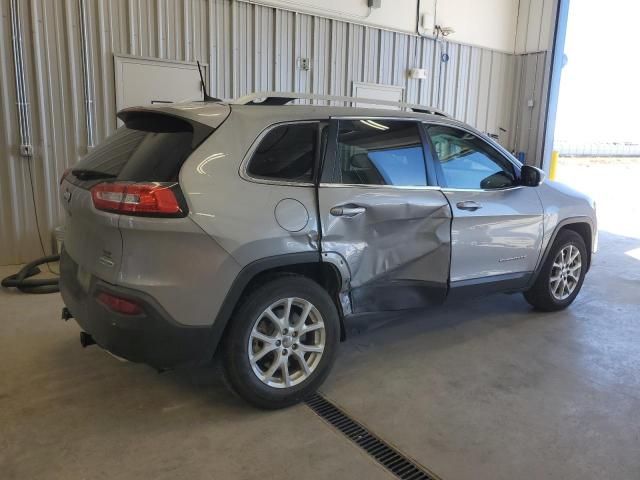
<box><xmin>114</xmin><ymin>55</ymin><xmax>206</xmax><ymax>113</ymax></box>
<box><xmin>353</xmin><ymin>82</ymin><xmax>404</xmax><ymax>109</ymax></box>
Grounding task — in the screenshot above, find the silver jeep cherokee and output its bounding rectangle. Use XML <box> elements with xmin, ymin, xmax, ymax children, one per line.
<box><xmin>59</xmin><ymin>93</ymin><xmax>597</xmax><ymax>408</ymax></box>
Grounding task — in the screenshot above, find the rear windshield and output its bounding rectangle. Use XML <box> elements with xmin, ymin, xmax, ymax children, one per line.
<box><xmin>72</xmin><ymin>112</ymin><xmax>213</xmax><ymax>183</ymax></box>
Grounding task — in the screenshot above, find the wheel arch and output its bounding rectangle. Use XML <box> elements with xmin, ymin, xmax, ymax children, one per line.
<box><xmin>562</xmin><ymin>222</ymin><xmax>593</xmax><ymax>268</ymax></box>
<box><xmin>528</xmin><ymin>216</ymin><xmax>595</xmax><ymax>288</ymax></box>
<box><xmin>207</xmin><ymin>253</ymin><xmax>348</xmax><ymax>359</ymax></box>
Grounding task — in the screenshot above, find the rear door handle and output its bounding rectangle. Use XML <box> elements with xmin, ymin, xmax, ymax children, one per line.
<box><xmin>330</xmin><ymin>206</ymin><xmax>366</xmax><ymax>217</ymax></box>
<box><xmin>456</xmin><ymin>201</ymin><xmax>482</xmax><ymax>211</ymax></box>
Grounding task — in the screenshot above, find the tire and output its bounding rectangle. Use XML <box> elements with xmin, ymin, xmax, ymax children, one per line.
<box><xmin>221</xmin><ymin>274</ymin><xmax>340</xmax><ymax>409</ymax></box>
<box><xmin>524</xmin><ymin>229</ymin><xmax>587</xmax><ymax>311</ymax></box>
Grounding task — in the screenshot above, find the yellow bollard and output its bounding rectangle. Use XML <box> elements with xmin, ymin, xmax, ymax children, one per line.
<box><xmin>549</xmin><ymin>150</ymin><xmax>559</xmax><ymax>180</ymax></box>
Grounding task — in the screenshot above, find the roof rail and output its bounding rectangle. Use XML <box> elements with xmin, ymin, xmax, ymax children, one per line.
<box><xmin>232</xmin><ymin>91</ymin><xmax>449</xmax><ymax>117</ymax></box>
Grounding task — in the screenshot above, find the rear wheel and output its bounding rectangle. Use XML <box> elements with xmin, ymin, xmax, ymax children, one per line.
<box><xmin>221</xmin><ymin>275</ymin><xmax>339</xmax><ymax>409</ymax></box>
<box><xmin>524</xmin><ymin>229</ymin><xmax>587</xmax><ymax>311</ymax></box>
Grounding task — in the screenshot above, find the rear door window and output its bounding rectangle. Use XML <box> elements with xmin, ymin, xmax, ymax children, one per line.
<box><xmin>247</xmin><ymin>123</ymin><xmax>321</xmax><ymax>183</ymax></box>
<box><xmin>332</xmin><ymin>119</ymin><xmax>427</xmax><ymax>186</ymax></box>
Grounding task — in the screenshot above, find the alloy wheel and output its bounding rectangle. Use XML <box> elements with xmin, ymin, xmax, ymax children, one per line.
<box><xmin>248</xmin><ymin>297</ymin><xmax>325</xmax><ymax>388</ymax></box>
<box><xmin>549</xmin><ymin>244</ymin><xmax>582</xmax><ymax>300</ymax></box>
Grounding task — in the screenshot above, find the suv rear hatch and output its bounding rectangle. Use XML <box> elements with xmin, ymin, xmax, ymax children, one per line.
<box><xmin>60</xmin><ymin>103</ymin><xmax>229</xmax><ymax>285</ymax></box>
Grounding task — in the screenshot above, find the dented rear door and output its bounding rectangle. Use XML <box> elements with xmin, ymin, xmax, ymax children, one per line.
<box><xmin>318</xmin><ymin>118</ymin><xmax>452</xmax><ymax>313</ymax></box>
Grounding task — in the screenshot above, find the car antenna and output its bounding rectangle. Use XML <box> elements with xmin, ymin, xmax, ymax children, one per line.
<box><xmin>197</xmin><ymin>61</ymin><xmax>220</xmax><ymax>102</ymax></box>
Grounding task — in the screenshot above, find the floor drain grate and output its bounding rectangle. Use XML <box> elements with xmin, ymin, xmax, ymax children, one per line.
<box><xmin>306</xmin><ymin>394</ymin><xmax>440</xmax><ymax>480</ymax></box>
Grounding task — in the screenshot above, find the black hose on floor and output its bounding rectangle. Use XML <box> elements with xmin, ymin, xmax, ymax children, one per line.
<box><xmin>1</xmin><ymin>255</ymin><xmax>60</xmax><ymax>294</ymax></box>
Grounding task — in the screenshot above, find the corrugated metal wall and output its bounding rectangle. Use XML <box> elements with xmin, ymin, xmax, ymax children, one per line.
<box><xmin>515</xmin><ymin>0</ymin><xmax>556</xmax><ymax>54</ymax></box>
<box><xmin>511</xmin><ymin>51</ymin><xmax>550</xmax><ymax>166</ymax></box>
<box><xmin>0</xmin><ymin>0</ymin><xmax>546</xmax><ymax>265</ymax></box>
<box><xmin>211</xmin><ymin>0</ymin><xmax>518</xmax><ymax>144</ymax></box>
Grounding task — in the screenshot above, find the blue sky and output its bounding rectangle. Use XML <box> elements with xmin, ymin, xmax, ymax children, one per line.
<box><xmin>555</xmin><ymin>0</ymin><xmax>640</xmax><ymax>143</ymax></box>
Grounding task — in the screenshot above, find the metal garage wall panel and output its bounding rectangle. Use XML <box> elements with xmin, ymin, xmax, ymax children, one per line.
<box><xmin>345</xmin><ymin>23</ymin><xmax>365</xmax><ymax>98</ymax></box>
<box><xmin>377</xmin><ymin>30</ymin><xmax>392</xmax><ymax>86</ymax></box>
<box><xmin>274</xmin><ymin>8</ymin><xmax>294</xmax><ymax>92</ymax></box>
<box><xmin>311</xmin><ymin>16</ymin><xmax>331</xmax><ymax>102</ymax></box>
<box><xmin>534</xmin><ymin>52</ymin><xmax>551</xmax><ymax>164</ymax></box>
<box><xmin>515</xmin><ymin>0</ymin><xmax>556</xmax><ymax>53</ymax></box>
<box><xmin>392</xmin><ymin>32</ymin><xmax>407</xmax><ymax>90</ymax></box>
<box><xmin>294</xmin><ymin>13</ymin><xmax>312</xmax><ymax>95</ymax></box>
<box><xmin>511</xmin><ymin>51</ymin><xmax>549</xmax><ymax>164</ymax></box>
<box><xmin>404</xmin><ymin>35</ymin><xmax>419</xmax><ymax>104</ymax></box>
<box><xmin>417</xmin><ymin>37</ymin><xmax>436</xmax><ymax>107</ymax></box>
<box><xmin>329</xmin><ymin>20</ymin><xmax>347</xmax><ymax>98</ymax></box>
<box><xmin>210</xmin><ymin>0</ymin><xmax>232</xmax><ymax>97</ymax></box>
<box><xmin>0</xmin><ymin>0</ymin><xmax>25</xmax><ymax>263</ymax></box>
<box><xmin>463</xmin><ymin>47</ymin><xmax>481</xmax><ymax>126</ymax></box>
<box><xmin>1</xmin><ymin>0</ymin><xmax>546</xmax><ymax>265</ymax></box>
<box><xmin>440</xmin><ymin>42</ymin><xmax>459</xmax><ymax>115</ymax></box>
<box><xmin>453</xmin><ymin>45</ymin><xmax>470</xmax><ymax>121</ymax></box>
<box><xmin>362</xmin><ymin>26</ymin><xmax>380</xmax><ymax>85</ymax></box>
<box><xmin>486</xmin><ymin>52</ymin><xmax>504</xmax><ymax>138</ymax></box>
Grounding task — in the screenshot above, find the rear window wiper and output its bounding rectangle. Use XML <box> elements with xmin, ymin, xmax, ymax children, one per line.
<box><xmin>71</xmin><ymin>169</ymin><xmax>117</xmax><ymax>180</ymax></box>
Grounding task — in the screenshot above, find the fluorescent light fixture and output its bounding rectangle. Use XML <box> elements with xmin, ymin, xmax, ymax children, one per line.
<box><xmin>360</xmin><ymin>119</ymin><xmax>389</xmax><ymax>131</ymax></box>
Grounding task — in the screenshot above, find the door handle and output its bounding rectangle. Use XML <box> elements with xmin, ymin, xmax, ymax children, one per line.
<box><xmin>330</xmin><ymin>206</ymin><xmax>366</xmax><ymax>217</ymax></box>
<box><xmin>456</xmin><ymin>201</ymin><xmax>482</xmax><ymax>211</ymax></box>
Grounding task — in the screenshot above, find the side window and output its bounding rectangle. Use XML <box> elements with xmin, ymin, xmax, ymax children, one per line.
<box><xmin>427</xmin><ymin>125</ymin><xmax>516</xmax><ymax>190</ymax></box>
<box><xmin>334</xmin><ymin>120</ymin><xmax>427</xmax><ymax>186</ymax></box>
<box><xmin>247</xmin><ymin>123</ymin><xmax>319</xmax><ymax>182</ymax></box>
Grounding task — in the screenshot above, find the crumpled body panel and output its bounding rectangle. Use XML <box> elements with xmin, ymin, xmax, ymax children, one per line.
<box><xmin>319</xmin><ymin>187</ymin><xmax>452</xmax><ymax>293</ymax></box>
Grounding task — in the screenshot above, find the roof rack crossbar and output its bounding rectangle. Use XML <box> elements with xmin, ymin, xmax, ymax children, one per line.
<box><xmin>233</xmin><ymin>91</ymin><xmax>449</xmax><ymax>117</ymax></box>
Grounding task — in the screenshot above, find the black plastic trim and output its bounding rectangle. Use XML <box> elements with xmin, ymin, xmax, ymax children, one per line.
<box><xmin>448</xmin><ymin>272</ymin><xmax>532</xmax><ymax>299</ymax></box>
<box><xmin>246</xmin><ymin>97</ymin><xmax>295</xmax><ymax>106</ymax></box>
<box><xmin>207</xmin><ymin>252</ymin><xmax>322</xmax><ymax>356</ymax></box>
<box><xmin>117</xmin><ymin>109</ymin><xmax>215</xmax><ymax>148</ymax></box>
<box><xmin>350</xmin><ymin>280</ymin><xmax>447</xmax><ymax>313</ymax></box>
<box><xmin>320</xmin><ymin>119</ymin><xmax>340</xmax><ymax>183</ymax></box>
<box><xmin>59</xmin><ymin>249</ymin><xmax>210</xmax><ymax>369</ymax></box>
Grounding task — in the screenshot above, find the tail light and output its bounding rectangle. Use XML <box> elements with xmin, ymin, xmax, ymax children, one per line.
<box><xmin>91</xmin><ymin>182</ymin><xmax>185</xmax><ymax>217</ymax></box>
<box><xmin>96</xmin><ymin>292</ymin><xmax>143</xmax><ymax>315</ymax></box>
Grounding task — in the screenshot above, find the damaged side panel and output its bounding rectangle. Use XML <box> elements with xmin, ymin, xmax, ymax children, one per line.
<box><xmin>318</xmin><ymin>187</ymin><xmax>452</xmax><ymax>313</ymax></box>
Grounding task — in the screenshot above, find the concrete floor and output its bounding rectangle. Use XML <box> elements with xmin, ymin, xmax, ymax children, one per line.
<box><xmin>1</xmin><ymin>161</ymin><xmax>639</xmax><ymax>479</ymax></box>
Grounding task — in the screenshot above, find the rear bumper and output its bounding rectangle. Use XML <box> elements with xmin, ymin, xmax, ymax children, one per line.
<box><xmin>59</xmin><ymin>249</ymin><xmax>212</xmax><ymax>370</ymax></box>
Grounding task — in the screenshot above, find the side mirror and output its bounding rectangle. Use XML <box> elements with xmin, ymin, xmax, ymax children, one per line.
<box><xmin>520</xmin><ymin>165</ymin><xmax>545</xmax><ymax>187</ymax></box>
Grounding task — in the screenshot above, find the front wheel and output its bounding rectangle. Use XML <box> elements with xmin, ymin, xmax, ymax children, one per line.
<box><xmin>524</xmin><ymin>229</ymin><xmax>587</xmax><ymax>311</ymax></box>
<box><xmin>221</xmin><ymin>275</ymin><xmax>340</xmax><ymax>409</ymax></box>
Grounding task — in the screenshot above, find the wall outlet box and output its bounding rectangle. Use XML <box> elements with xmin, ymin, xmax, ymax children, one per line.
<box><xmin>408</xmin><ymin>68</ymin><xmax>427</xmax><ymax>79</ymax></box>
<box><xmin>19</xmin><ymin>144</ymin><xmax>33</xmax><ymax>157</ymax></box>
<box><xmin>421</xmin><ymin>13</ymin><xmax>435</xmax><ymax>32</ymax></box>
<box><xmin>298</xmin><ymin>57</ymin><xmax>310</xmax><ymax>71</ymax></box>
<box><xmin>527</xmin><ymin>99</ymin><xmax>535</xmax><ymax>108</ymax></box>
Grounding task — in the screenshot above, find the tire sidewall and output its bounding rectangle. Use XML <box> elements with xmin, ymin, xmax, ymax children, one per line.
<box><xmin>222</xmin><ymin>276</ymin><xmax>340</xmax><ymax>408</ymax></box>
